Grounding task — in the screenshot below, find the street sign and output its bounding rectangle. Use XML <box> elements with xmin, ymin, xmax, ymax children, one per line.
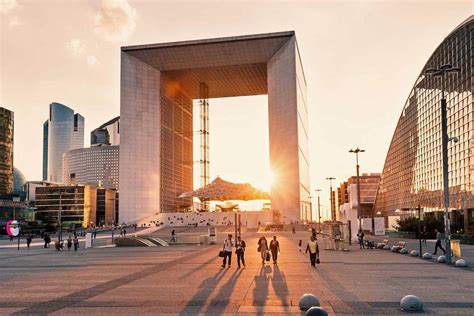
<box><xmin>6</xmin><ymin>220</ymin><xmax>20</xmax><ymax>237</ymax></box>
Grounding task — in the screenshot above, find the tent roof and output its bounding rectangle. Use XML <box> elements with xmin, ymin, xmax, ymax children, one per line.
<box><xmin>179</xmin><ymin>177</ymin><xmax>270</xmax><ymax>202</ymax></box>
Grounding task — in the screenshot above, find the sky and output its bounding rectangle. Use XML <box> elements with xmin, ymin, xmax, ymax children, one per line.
<box><xmin>0</xmin><ymin>0</ymin><xmax>472</xmax><ymax>217</ymax></box>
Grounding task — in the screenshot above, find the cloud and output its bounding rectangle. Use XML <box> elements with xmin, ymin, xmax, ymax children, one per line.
<box><xmin>0</xmin><ymin>0</ymin><xmax>17</xmax><ymax>14</ymax></box>
<box><xmin>86</xmin><ymin>55</ymin><xmax>99</xmax><ymax>67</ymax></box>
<box><xmin>8</xmin><ymin>15</ymin><xmax>23</xmax><ymax>28</ymax></box>
<box><xmin>66</xmin><ymin>38</ymin><xmax>86</xmax><ymax>57</ymax></box>
<box><xmin>94</xmin><ymin>0</ymin><xmax>137</xmax><ymax>42</ymax></box>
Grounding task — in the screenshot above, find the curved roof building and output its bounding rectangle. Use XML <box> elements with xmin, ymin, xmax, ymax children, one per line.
<box><xmin>63</xmin><ymin>145</ymin><xmax>119</xmax><ymax>189</ymax></box>
<box><xmin>374</xmin><ymin>16</ymin><xmax>473</xmax><ymax>233</ymax></box>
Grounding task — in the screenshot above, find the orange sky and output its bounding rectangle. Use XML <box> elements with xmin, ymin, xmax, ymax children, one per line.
<box><xmin>0</xmin><ymin>0</ymin><xmax>472</xmax><ymax>217</ymax></box>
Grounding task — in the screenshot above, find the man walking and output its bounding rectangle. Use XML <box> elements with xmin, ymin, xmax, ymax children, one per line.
<box><xmin>221</xmin><ymin>234</ymin><xmax>234</xmax><ymax>268</ymax></box>
<box><xmin>270</xmin><ymin>236</ymin><xmax>280</xmax><ymax>264</ymax></box>
<box><xmin>433</xmin><ymin>228</ymin><xmax>446</xmax><ymax>255</ymax></box>
<box><xmin>236</xmin><ymin>236</ymin><xmax>246</xmax><ymax>268</ymax></box>
<box><xmin>171</xmin><ymin>229</ymin><xmax>176</xmax><ymax>242</ymax></box>
<box><xmin>357</xmin><ymin>229</ymin><xmax>365</xmax><ymax>249</ymax></box>
<box><xmin>306</xmin><ymin>235</ymin><xmax>320</xmax><ymax>267</ymax></box>
<box><xmin>26</xmin><ymin>235</ymin><xmax>32</xmax><ymax>249</ymax></box>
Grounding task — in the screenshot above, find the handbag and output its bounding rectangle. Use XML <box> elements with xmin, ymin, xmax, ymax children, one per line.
<box><xmin>265</xmin><ymin>251</ymin><xmax>271</xmax><ymax>261</ymax></box>
<box><xmin>316</xmin><ymin>254</ymin><xmax>320</xmax><ymax>264</ymax></box>
<box><xmin>218</xmin><ymin>250</ymin><xmax>225</xmax><ymax>257</ymax></box>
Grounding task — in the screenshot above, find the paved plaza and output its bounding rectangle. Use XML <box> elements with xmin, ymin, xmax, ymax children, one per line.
<box><xmin>0</xmin><ymin>231</ymin><xmax>473</xmax><ymax>315</ymax></box>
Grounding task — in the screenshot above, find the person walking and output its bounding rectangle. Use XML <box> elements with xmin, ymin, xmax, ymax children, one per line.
<box><xmin>26</xmin><ymin>235</ymin><xmax>32</xmax><ymax>249</ymax></box>
<box><xmin>357</xmin><ymin>229</ymin><xmax>365</xmax><ymax>249</ymax></box>
<box><xmin>433</xmin><ymin>228</ymin><xmax>446</xmax><ymax>255</ymax></box>
<box><xmin>421</xmin><ymin>226</ymin><xmax>428</xmax><ymax>245</ymax></box>
<box><xmin>171</xmin><ymin>229</ymin><xmax>176</xmax><ymax>242</ymax></box>
<box><xmin>298</xmin><ymin>240</ymin><xmax>302</xmax><ymax>252</ymax></box>
<box><xmin>221</xmin><ymin>234</ymin><xmax>234</xmax><ymax>268</ymax></box>
<box><xmin>305</xmin><ymin>235</ymin><xmax>320</xmax><ymax>267</ymax></box>
<box><xmin>73</xmin><ymin>236</ymin><xmax>79</xmax><ymax>252</ymax></box>
<box><xmin>269</xmin><ymin>236</ymin><xmax>280</xmax><ymax>264</ymax></box>
<box><xmin>236</xmin><ymin>236</ymin><xmax>246</xmax><ymax>268</ymax></box>
<box><xmin>67</xmin><ymin>236</ymin><xmax>72</xmax><ymax>251</ymax></box>
<box><xmin>257</xmin><ymin>236</ymin><xmax>268</xmax><ymax>264</ymax></box>
<box><xmin>43</xmin><ymin>234</ymin><xmax>49</xmax><ymax>248</ymax></box>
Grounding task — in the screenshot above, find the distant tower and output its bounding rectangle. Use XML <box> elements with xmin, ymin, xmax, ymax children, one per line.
<box><xmin>42</xmin><ymin>120</ymin><xmax>48</xmax><ymax>181</ymax></box>
<box><xmin>46</xmin><ymin>102</ymin><xmax>84</xmax><ymax>183</ymax></box>
<box><xmin>0</xmin><ymin>107</ymin><xmax>14</xmax><ymax>195</ymax></box>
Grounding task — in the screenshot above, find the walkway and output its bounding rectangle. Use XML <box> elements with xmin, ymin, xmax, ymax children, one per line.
<box><xmin>0</xmin><ymin>231</ymin><xmax>472</xmax><ymax>315</ymax></box>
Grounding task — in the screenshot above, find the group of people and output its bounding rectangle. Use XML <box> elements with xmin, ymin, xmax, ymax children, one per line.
<box><xmin>221</xmin><ymin>234</ymin><xmax>247</xmax><ymax>268</ymax></box>
<box><xmin>42</xmin><ymin>233</ymin><xmax>79</xmax><ymax>252</ymax></box>
<box><xmin>219</xmin><ymin>230</ymin><xmax>320</xmax><ymax>268</ymax></box>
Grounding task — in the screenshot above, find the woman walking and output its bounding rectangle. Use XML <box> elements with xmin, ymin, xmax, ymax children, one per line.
<box><xmin>269</xmin><ymin>236</ymin><xmax>280</xmax><ymax>264</ymax></box>
<box><xmin>257</xmin><ymin>236</ymin><xmax>268</xmax><ymax>264</ymax></box>
<box><xmin>305</xmin><ymin>235</ymin><xmax>320</xmax><ymax>267</ymax></box>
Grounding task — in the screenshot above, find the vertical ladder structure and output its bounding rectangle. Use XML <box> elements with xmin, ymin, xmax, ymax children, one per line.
<box><xmin>199</xmin><ymin>82</ymin><xmax>210</xmax><ymax>211</ymax></box>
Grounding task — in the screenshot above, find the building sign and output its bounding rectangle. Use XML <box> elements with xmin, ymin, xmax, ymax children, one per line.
<box><xmin>374</xmin><ymin>217</ymin><xmax>385</xmax><ymax>236</ymax></box>
<box><xmin>0</xmin><ymin>200</ymin><xmax>28</xmax><ymax>207</ymax></box>
<box><xmin>6</xmin><ymin>220</ymin><xmax>20</xmax><ymax>237</ymax></box>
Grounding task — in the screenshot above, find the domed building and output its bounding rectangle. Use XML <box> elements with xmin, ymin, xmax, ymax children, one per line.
<box><xmin>374</xmin><ymin>16</ymin><xmax>473</xmax><ymax>235</ymax></box>
<box><xmin>13</xmin><ymin>167</ymin><xmax>26</xmax><ymax>196</ymax></box>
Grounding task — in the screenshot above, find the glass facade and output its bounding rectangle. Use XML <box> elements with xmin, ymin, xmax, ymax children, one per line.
<box><xmin>374</xmin><ymin>17</ymin><xmax>473</xmax><ymax>234</ymax></box>
<box><xmin>46</xmin><ymin>102</ymin><xmax>84</xmax><ymax>183</ymax></box>
<box><xmin>91</xmin><ymin>116</ymin><xmax>120</xmax><ymax>146</ymax></box>
<box><xmin>42</xmin><ymin>120</ymin><xmax>48</xmax><ymax>181</ymax></box>
<box><xmin>0</xmin><ymin>107</ymin><xmax>14</xmax><ymax>196</ymax></box>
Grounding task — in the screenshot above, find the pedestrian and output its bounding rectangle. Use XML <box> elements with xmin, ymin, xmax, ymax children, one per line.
<box><xmin>433</xmin><ymin>228</ymin><xmax>446</xmax><ymax>255</ymax></box>
<box><xmin>43</xmin><ymin>233</ymin><xmax>49</xmax><ymax>248</ymax></box>
<box><xmin>123</xmin><ymin>228</ymin><xmax>127</xmax><ymax>237</ymax></box>
<box><xmin>67</xmin><ymin>236</ymin><xmax>72</xmax><ymax>251</ymax></box>
<box><xmin>26</xmin><ymin>235</ymin><xmax>32</xmax><ymax>249</ymax></box>
<box><xmin>171</xmin><ymin>229</ymin><xmax>176</xmax><ymax>242</ymax></box>
<box><xmin>270</xmin><ymin>236</ymin><xmax>280</xmax><ymax>264</ymax></box>
<box><xmin>73</xmin><ymin>236</ymin><xmax>79</xmax><ymax>251</ymax></box>
<box><xmin>257</xmin><ymin>236</ymin><xmax>268</xmax><ymax>264</ymax></box>
<box><xmin>292</xmin><ymin>226</ymin><xmax>296</xmax><ymax>234</ymax></box>
<box><xmin>221</xmin><ymin>234</ymin><xmax>233</xmax><ymax>268</ymax></box>
<box><xmin>55</xmin><ymin>240</ymin><xmax>62</xmax><ymax>251</ymax></box>
<box><xmin>357</xmin><ymin>229</ymin><xmax>365</xmax><ymax>249</ymax></box>
<box><xmin>9</xmin><ymin>234</ymin><xmax>13</xmax><ymax>242</ymax></box>
<box><xmin>298</xmin><ymin>239</ymin><xmax>302</xmax><ymax>252</ymax></box>
<box><xmin>93</xmin><ymin>228</ymin><xmax>97</xmax><ymax>239</ymax></box>
<box><xmin>305</xmin><ymin>235</ymin><xmax>320</xmax><ymax>267</ymax></box>
<box><xmin>422</xmin><ymin>226</ymin><xmax>427</xmax><ymax>245</ymax></box>
<box><xmin>236</xmin><ymin>236</ymin><xmax>246</xmax><ymax>268</ymax></box>
<box><xmin>311</xmin><ymin>228</ymin><xmax>317</xmax><ymax>239</ymax></box>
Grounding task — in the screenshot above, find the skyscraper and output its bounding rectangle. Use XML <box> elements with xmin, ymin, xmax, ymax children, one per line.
<box><xmin>45</xmin><ymin>102</ymin><xmax>84</xmax><ymax>183</ymax></box>
<box><xmin>91</xmin><ymin>116</ymin><xmax>120</xmax><ymax>146</ymax></box>
<box><xmin>42</xmin><ymin>120</ymin><xmax>48</xmax><ymax>181</ymax></box>
<box><xmin>0</xmin><ymin>107</ymin><xmax>14</xmax><ymax>196</ymax></box>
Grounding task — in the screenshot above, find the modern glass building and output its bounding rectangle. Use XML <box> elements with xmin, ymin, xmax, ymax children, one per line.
<box><xmin>374</xmin><ymin>16</ymin><xmax>473</xmax><ymax>235</ymax></box>
<box><xmin>42</xmin><ymin>120</ymin><xmax>48</xmax><ymax>181</ymax></box>
<box><xmin>62</xmin><ymin>145</ymin><xmax>119</xmax><ymax>189</ymax></box>
<box><xmin>0</xmin><ymin>107</ymin><xmax>14</xmax><ymax>196</ymax></box>
<box><xmin>91</xmin><ymin>116</ymin><xmax>120</xmax><ymax>146</ymax></box>
<box><xmin>44</xmin><ymin>102</ymin><xmax>84</xmax><ymax>183</ymax></box>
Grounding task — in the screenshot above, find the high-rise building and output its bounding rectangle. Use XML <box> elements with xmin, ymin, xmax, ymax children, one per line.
<box><xmin>63</xmin><ymin>145</ymin><xmax>119</xmax><ymax>189</ymax></box>
<box><xmin>45</xmin><ymin>102</ymin><xmax>84</xmax><ymax>183</ymax></box>
<box><xmin>374</xmin><ymin>16</ymin><xmax>473</xmax><ymax>235</ymax></box>
<box><xmin>91</xmin><ymin>116</ymin><xmax>120</xmax><ymax>146</ymax></box>
<box><xmin>120</xmin><ymin>31</ymin><xmax>310</xmax><ymax>224</ymax></box>
<box><xmin>0</xmin><ymin>107</ymin><xmax>14</xmax><ymax>196</ymax></box>
<box><xmin>42</xmin><ymin>120</ymin><xmax>48</xmax><ymax>181</ymax></box>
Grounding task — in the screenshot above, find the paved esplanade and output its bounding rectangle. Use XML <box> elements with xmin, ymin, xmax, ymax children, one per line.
<box><xmin>0</xmin><ymin>231</ymin><xmax>473</xmax><ymax>315</ymax></box>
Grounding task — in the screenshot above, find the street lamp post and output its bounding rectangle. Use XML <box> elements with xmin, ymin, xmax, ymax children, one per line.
<box><xmin>349</xmin><ymin>148</ymin><xmax>365</xmax><ymax>231</ymax></box>
<box><xmin>326</xmin><ymin>177</ymin><xmax>335</xmax><ymax>221</ymax></box>
<box><xmin>315</xmin><ymin>189</ymin><xmax>322</xmax><ymax>232</ymax></box>
<box><xmin>308</xmin><ymin>196</ymin><xmax>313</xmax><ymax>224</ymax></box>
<box><xmin>425</xmin><ymin>63</ymin><xmax>461</xmax><ymax>264</ymax></box>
